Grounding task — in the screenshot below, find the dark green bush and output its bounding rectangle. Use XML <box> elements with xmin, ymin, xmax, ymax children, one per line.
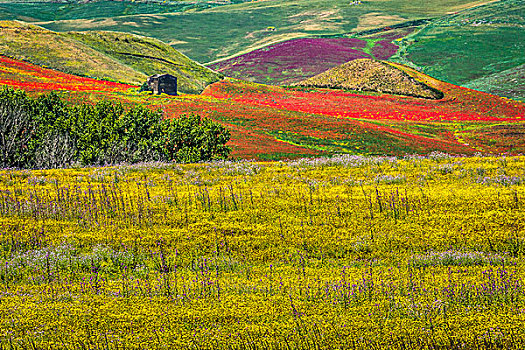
<box><xmin>0</xmin><ymin>87</ymin><xmax>231</xmax><ymax>168</ymax></box>
<box><xmin>161</xmin><ymin>113</ymin><xmax>231</xmax><ymax>163</ymax></box>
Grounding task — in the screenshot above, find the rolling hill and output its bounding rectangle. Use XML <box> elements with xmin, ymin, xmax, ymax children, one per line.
<box><xmin>463</xmin><ymin>64</ymin><xmax>525</xmax><ymax>102</ymax></box>
<box><xmin>205</xmin><ymin>0</ymin><xmax>524</xmax><ymax>101</ymax></box>
<box><xmin>65</xmin><ymin>31</ymin><xmax>223</xmax><ymax>93</ymax></box>
<box><xmin>0</xmin><ymin>0</ymin><xmax>252</xmax><ymax>22</ymax></box>
<box><xmin>293</xmin><ymin>58</ymin><xmax>443</xmax><ymax>99</ymax></box>
<box><xmin>209</xmin><ymin>37</ymin><xmax>373</xmax><ymax>86</ymax></box>
<box><xmin>0</xmin><ymin>20</ymin><xmax>222</xmax><ymax>93</ymax></box>
<box><xmin>2</xmin><ymin>0</ymin><xmax>521</xmax><ymax>100</ymax></box>
<box><xmin>390</xmin><ymin>0</ymin><xmax>525</xmax><ymax>100</ymax></box>
<box><xmin>0</xmin><ymin>20</ymin><xmax>145</xmax><ymax>83</ymax></box>
<box><xmin>207</xmin><ymin>22</ymin><xmax>421</xmax><ymax>86</ymax></box>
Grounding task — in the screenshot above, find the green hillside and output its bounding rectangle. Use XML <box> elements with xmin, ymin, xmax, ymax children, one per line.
<box><xmin>1</xmin><ymin>0</ymin><xmax>520</xmax><ymax>98</ymax></box>
<box><xmin>29</xmin><ymin>0</ymin><xmax>495</xmax><ymax>63</ymax></box>
<box><xmin>0</xmin><ymin>20</ymin><xmax>222</xmax><ymax>93</ymax></box>
<box><xmin>0</xmin><ymin>20</ymin><xmax>145</xmax><ymax>83</ymax></box>
<box><xmin>390</xmin><ymin>0</ymin><xmax>524</xmax><ymax>100</ymax></box>
<box><xmin>65</xmin><ymin>31</ymin><xmax>223</xmax><ymax>93</ymax></box>
<box><xmin>294</xmin><ymin>58</ymin><xmax>443</xmax><ymax>99</ymax></box>
<box><xmin>464</xmin><ymin>64</ymin><xmax>525</xmax><ymax>102</ymax></box>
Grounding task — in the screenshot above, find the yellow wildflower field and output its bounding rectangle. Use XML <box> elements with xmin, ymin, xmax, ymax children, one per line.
<box><xmin>0</xmin><ymin>153</ymin><xmax>524</xmax><ymax>349</ymax></box>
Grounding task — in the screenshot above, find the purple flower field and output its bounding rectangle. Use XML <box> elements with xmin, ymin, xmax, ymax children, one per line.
<box><xmin>371</xmin><ymin>40</ymin><xmax>399</xmax><ymax>60</ymax></box>
<box><xmin>209</xmin><ymin>36</ymin><xmax>402</xmax><ymax>85</ymax></box>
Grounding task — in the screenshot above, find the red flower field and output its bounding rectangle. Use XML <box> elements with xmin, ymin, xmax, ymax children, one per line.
<box><xmin>0</xmin><ymin>56</ymin><xmax>135</xmax><ymax>92</ymax></box>
<box><xmin>1</xmin><ymin>55</ymin><xmax>524</xmax><ymax>159</ymax></box>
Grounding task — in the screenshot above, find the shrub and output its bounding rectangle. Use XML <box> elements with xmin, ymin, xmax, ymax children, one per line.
<box><xmin>162</xmin><ymin>113</ymin><xmax>231</xmax><ymax>163</ymax></box>
<box><xmin>33</xmin><ymin>131</ymin><xmax>77</xmax><ymax>169</ymax></box>
<box><xmin>0</xmin><ymin>87</ymin><xmax>231</xmax><ymax>168</ymax></box>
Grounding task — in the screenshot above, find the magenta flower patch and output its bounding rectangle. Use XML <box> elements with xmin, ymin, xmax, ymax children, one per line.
<box><xmin>210</xmin><ymin>37</ymin><xmax>372</xmax><ymax>85</ymax></box>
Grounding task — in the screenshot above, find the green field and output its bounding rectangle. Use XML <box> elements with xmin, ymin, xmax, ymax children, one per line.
<box><xmin>0</xmin><ymin>0</ymin><xmax>252</xmax><ymax>22</ymax></box>
<box><xmin>464</xmin><ymin>63</ymin><xmax>525</xmax><ymax>102</ymax></box>
<box><xmin>28</xmin><ymin>0</ymin><xmax>495</xmax><ymax>63</ymax></box>
<box><xmin>390</xmin><ymin>0</ymin><xmax>525</xmax><ymax>100</ymax></box>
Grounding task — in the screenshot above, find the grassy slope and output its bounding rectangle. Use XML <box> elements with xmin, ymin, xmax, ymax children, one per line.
<box><xmin>388</xmin><ymin>61</ymin><xmax>525</xmax><ymax>153</ymax></box>
<box><xmin>0</xmin><ymin>21</ymin><xmax>222</xmax><ymax>92</ymax></box>
<box><xmin>390</xmin><ymin>0</ymin><xmax>524</xmax><ymax>100</ymax></box>
<box><xmin>463</xmin><ymin>63</ymin><xmax>525</xmax><ymax>102</ymax></box>
<box><xmin>294</xmin><ymin>59</ymin><xmax>443</xmax><ymax>99</ymax></box>
<box><xmin>208</xmin><ymin>37</ymin><xmax>373</xmax><ymax>86</ymax></box>
<box><xmin>0</xmin><ymin>20</ymin><xmax>145</xmax><ymax>83</ymax></box>
<box><xmin>65</xmin><ymin>31</ymin><xmax>222</xmax><ymax>93</ymax></box>
<box><xmin>206</xmin><ymin>24</ymin><xmax>418</xmax><ymax>86</ymax></box>
<box><xmin>30</xmin><ymin>0</ymin><xmax>495</xmax><ymax>63</ymax></box>
<box><xmin>1</xmin><ymin>54</ymin><xmax>524</xmax><ymax>158</ymax></box>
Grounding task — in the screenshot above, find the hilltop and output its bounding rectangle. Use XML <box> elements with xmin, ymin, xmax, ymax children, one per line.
<box><xmin>294</xmin><ymin>59</ymin><xmax>443</xmax><ymax>99</ymax></box>
<box><xmin>0</xmin><ymin>20</ymin><xmax>222</xmax><ymax>93</ymax></box>
<box><xmin>0</xmin><ymin>21</ymin><xmax>144</xmax><ymax>83</ymax></box>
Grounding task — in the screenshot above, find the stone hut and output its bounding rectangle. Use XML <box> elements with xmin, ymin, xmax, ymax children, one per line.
<box><xmin>147</xmin><ymin>74</ymin><xmax>178</xmax><ymax>95</ymax></box>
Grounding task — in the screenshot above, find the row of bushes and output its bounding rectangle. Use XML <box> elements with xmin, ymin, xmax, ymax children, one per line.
<box><xmin>0</xmin><ymin>87</ymin><xmax>231</xmax><ymax>169</ymax></box>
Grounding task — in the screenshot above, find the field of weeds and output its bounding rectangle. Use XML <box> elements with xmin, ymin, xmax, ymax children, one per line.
<box><xmin>0</xmin><ymin>153</ymin><xmax>524</xmax><ymax>348</ymax></box>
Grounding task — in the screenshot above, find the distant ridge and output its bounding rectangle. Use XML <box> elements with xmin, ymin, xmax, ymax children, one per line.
<box><xmin>294</xmin><ymin>59</ymin><xmax>443</xmax><ymax>99</ymax></box>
